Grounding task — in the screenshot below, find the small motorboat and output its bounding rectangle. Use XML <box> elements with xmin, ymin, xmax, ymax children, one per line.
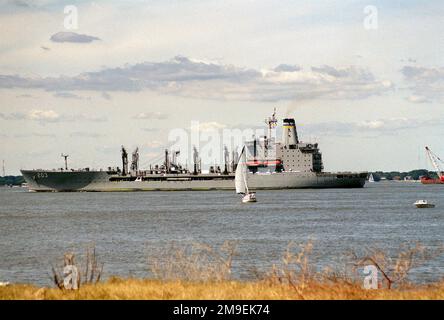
<box><xmin>414</xmin><ymin>200</ymin><xmax>435</xmax><ymax>208</ymax></box>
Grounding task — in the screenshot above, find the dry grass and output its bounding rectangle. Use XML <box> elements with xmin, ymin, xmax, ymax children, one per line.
<box><xmin>351</xmin><ymin>243</ymin><xmax>444</xmax><ymax>289</ymax></box>
<box><xmin>149</xmin><ymin>241</ymin><xmax>237</xmax><ymax>281</ymax></box>
<box><xmin>1</xmin><ymin>277</ymin><xmax>443</xmax><ymax>300</ymax></box>
<box><xmin>1</xmin><ymin>241</ymin><xmax>443</xmax><ymax>300</ymax></box>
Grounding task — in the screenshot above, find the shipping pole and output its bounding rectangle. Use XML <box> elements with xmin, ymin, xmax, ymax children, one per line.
<box><xmin>61</xmin><ymin>154</ymin><xmax>69</xmax><ymax>170</ymax></box>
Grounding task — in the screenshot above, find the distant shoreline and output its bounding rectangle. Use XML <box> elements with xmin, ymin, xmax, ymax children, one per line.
<box><xmin>0</xmin><ymin>176</ymin><xmax>24</xmax><ymax>186</ymax></box>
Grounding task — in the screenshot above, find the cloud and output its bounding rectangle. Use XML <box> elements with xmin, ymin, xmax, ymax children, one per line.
<box><xmin>402</xmin><ymin>65</ymin><xmax>444</xmax><ymax>102</ymax></box>
<box><xmin>15</xmin><ymin>94</ymin><xmax>34</xmax><ymax>98</ymax></box>
<box><xmin>101</xmin><ymin>92</ymin><xmax>111</xmax><ymax>100</ymax></box>
<box><xmin>30</xmin><ymin>132</ymin><xmax>57</xmax><ymax>138</ymax></box>
<box><xmin>67</xmin><ymin>114</ymin><xmax>107</xmax><ymax>122</ymax></box>
<box><xmin>301</xmin><ymin>118</ymin><xmax>441</xmax><ymax>137</ymax></box>
<box><xmin>26</xmin><ymin>149</ymin><xmax>53</xmax><ymax>157</ymax></box>
<box><xmin>141</xmin><ymin>128</ymin><xmax>160</xmax><ymax>133</ymax></box>
<box><xmin>13</xmin><ymin>132</ymin><xmax>56</xmax><ymax>138</ymax></box>
<box><xmin>191</xmin><ymin>121</ymin><xmax>227</xmax><ymax>132</ymax></box>
<box><xmin>142</xmin><ymin>140</ymin><xmax>164</xmax><ymax>149</ymax></box>
<box><xmin>0</xmin><ymin>112</ymin><xmax>26</xmax><ymax>120</ymax></box>
<box><xmin>0</xmin><ymin>56</ymin><xmax>392</xmax><ymax>102</ymax></box>
<box><xmin>53</xmin><ymin>92</ymin><xmax>84</xmax><ymax>99</ymax></box>
<box><xmin>69</xmin><ymin>132</ymin><xmax>104</xmax><ymax>138</ymax></box>
<box><xmin>9</xmin><ymin>0</ymin><xmax>58</xmax><ymax>8</ymax></box>
<box><xmin>401</xmin><ymin>66</ymin><xmax>444</xmax><ymax>82</ymax></box>
<box><xmin>406</xmin><ymin>95</ymin><xmax>430</xmax><ymax>104</ymax></box>
<box><xmin>133</xmin><ymin>112</ymin><xmax>168</xmax><ymax>120</ymax></box>
<box><xmin>28</xmin><ymin>109</ymin><xmax>59</xmax><ymax>121</ymax></box>
<box><xmin>311</xmin><ymin>65</ymin><xmax>353</xmax><ymax>78</ymax></box>
<box><xmin>357</xmin><ymin>118</ymin><xmax>441</xmax><ymax>133</ymax></box>
<box><xmin>9</xmin><ymin>0</ymin><xmax>32</xmax><ymax>7</ymax></box>
<box><xmin>50</xmin><ymin>32</ymin><xmax>101</xmax><ymax>43</ymax></box>
<box><xmin>0</xmin><ymin>109</ymin><xmax>60</xmax><ymax>122</ymax></box>
<box><xmin>357</xmin><ymin>120</ymin><xmax>385</xmax><ymax>129</ymax></box>
<box><xmin>1</xmin><ymin>1</ymin><xmax>60</xmax><ymax>15</ymax></box>
<box><xmin>0</xmin><ymin>110</ymin><xmax>106</xmax><ymax>123</ymax></box>
<box><xmin>0</xmin><ymin>109</ymin><xmax>62</xmax><ymax>122</ymax></box>
<box><xmin>95</xmin><ymin>145</ymin><xmax>117</xmax><ymax>154</ymax></box>
<box><xmin>273</xmin><ymin>64</ymin><xmax>301</xmax><ymax>72</ymax></box>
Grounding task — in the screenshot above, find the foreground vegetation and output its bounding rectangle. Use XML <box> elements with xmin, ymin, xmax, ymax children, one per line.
<box><xmin>1</xmin><ymin>278</ymin><xmax>444</xmax><ymax>300</ymax></box>
<box><xmin>1</xmin><ymin>241</ymin><xmax>443</xmax><ymax>300</ymax></box>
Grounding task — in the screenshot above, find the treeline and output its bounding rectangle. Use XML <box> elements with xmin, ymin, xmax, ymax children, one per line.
<box><xmin>371</xmin><ymin>169</ymin><xmax>437</xmax><ymax>181</ymax></box>
<box><xmin>0</xmin><ymin>176</ymin><xmax>25</xmax><ymax>186</ymax></box>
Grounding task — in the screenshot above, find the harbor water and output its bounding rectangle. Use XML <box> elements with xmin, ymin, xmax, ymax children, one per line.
<box><xmin>0</xmin><ymin>182</ymin><xmax>443</xmax><ymax>286</ymax></box>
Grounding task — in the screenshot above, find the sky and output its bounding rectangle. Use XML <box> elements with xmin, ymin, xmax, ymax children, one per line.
<box><xmin>1</xmin><ymin>0</ymin><xmax>444</xmax><ymax>174</ymax></box>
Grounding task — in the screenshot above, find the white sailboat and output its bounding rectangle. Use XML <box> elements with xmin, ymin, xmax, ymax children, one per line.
<box><xmin>368</xmin><ymin>173</ymin><xmax>375</xmax><ymax>182</ymax></box>
<box><xmin>235</xmin><ymin>146</ymin><xmax>257</xmax><ymax>203</ymax></box>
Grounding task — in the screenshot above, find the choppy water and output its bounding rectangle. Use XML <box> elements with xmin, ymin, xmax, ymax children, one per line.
<box><xmin>0</xmin><ymin>182</ymin><xmax>443</xmax><ymax>286</ymax></box>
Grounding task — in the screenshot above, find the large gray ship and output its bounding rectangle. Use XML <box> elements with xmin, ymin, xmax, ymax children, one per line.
<box><xmin>21</xmin><ymin>112</ymin><xmax>367</xmax><ymax>191</ymax></box>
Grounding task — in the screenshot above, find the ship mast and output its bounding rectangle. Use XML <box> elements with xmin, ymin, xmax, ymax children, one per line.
<box><xmin>224</xmin><ymin>146</ymin><xmax>229</xmax><ymax>174</ymax></box>
<box><xmin>232</xmin><ymin>149</ymin><xmax>239</xmax><ymax>172</ymax></box>
<box><xmin>61</xmin><ymin>154</ymin><xmax>69</xmax><ymax>170</ymax></box>
<box><xmin>265</xmin><ymin>108</ymin><xmax>278</xmax><ymax>140</ymax></box>
<box><xmin>193</xmin><ymin>146</ymin><xmax>200</xmax><ymax>174</ymax></box>
<box><xmin>121</xmin><ymin>146</ymin><xmax>128</xmax><ymax>176</ymax></box>
<box><xmin>164</xmin><ymin>149</ymin><xmax>169</xmax><ymax>173</ymax></box>
<box><xmin>264</xmin><ymin>108</ymin><xmax>278</xmax><ymax>151</ymax></box>
<box><xmin>131</xmin><ymin>147</ymin><xmax>139</xmax><ymax>173</ymax></box>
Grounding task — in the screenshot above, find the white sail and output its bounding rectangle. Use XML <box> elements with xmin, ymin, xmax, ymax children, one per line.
<box><xmin>235</xmin><ymin>146</ymin><xmax>248</xmax><ymax>194</ymax></box>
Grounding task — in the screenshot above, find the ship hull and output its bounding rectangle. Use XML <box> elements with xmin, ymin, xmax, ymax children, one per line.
<box><xmin>21</xmin><ymin>170</ymin><xmax>366</xmax><ymax>192</ymax></box>
<box><xmin>421</xmin><ymin>177</ymin><xmax>444</xmax><ymax>184</ymax></box>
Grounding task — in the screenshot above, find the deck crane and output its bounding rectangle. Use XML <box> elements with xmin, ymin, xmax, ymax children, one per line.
<box><xmin>425</xmin><ymin>146</ymin><xmax>444</xmax><ymax>182</ymax></box>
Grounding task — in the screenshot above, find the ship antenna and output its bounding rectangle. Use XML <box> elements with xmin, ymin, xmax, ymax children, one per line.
<box><xmin>121</xmin><ymin>146</ymin><xmax>128</xmax><ymax>176</ymax></box>
<box><xmin>193</xmin><ymin>146</ymin><xmax>199</xmax><ymax>174</ymax></box>
<box><xmin>131</xmin><ymin>147</ymin><xmax>139</xmax><ymax>173</ymax></box>
<box><xmin>61</xmin><ymin>154</ymin><xmax>69</xmax><ymax>170</ymax></box>
<box><xmin>224</xmin><ymin>146</ymin><xmax>229</xmax><ymax>174</ymax></box>
<box><xmin>2</xmin><ymin>159</ymin><xmax>5</xmax><ymax>177</ymax></box>
<box><xmin>265</xmin><ymin>108</ymin><xmax>278</xmax><ymax>148</ymax></box>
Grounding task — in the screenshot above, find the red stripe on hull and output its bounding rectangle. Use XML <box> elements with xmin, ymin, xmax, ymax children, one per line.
<box><xmin>246</xmin><ymin>160</ymin><xmax>282</xmax><ymax>166</ymax></box>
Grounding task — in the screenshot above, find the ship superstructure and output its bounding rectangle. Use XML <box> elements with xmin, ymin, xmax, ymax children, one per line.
<box><xmin>21</xmin><ymin>112</ymin><xmax>367</xmax><ymax>192</ymax></box>
<box><xmin>245</xmin><ymin>117</ymin><xmax>323</xmax><ymax>174</ymax></box>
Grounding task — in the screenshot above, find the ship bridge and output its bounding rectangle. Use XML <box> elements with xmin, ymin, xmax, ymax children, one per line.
<box><xmin>245</xmin><ymin>117</ymin><xmax>323</xmax><ymax>173</ymax></box>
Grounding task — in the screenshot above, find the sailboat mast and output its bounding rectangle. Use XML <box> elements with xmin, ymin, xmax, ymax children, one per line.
<box><xmin>242</xmin><ymin>146</ymin><xmax>249</xmax><ymax>193</ymax></box>
<box><xmin>244</xmin><ymin>174</ymin><xmax>249</xmax><ymax>194</ymax></box>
